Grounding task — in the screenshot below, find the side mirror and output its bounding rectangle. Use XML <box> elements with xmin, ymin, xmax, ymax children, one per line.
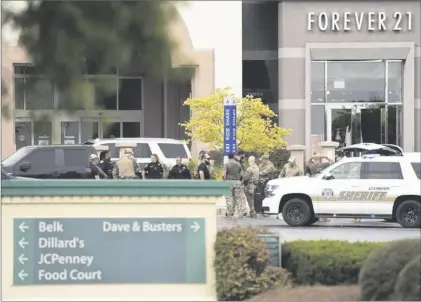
<box><xmin>19</xmin><ymin>162</ymin><xmax>31</xmax><ymax>172</ymax></box>
<box><xmin>323</xmin><ymin>173</ymin><xmax>334</xmax><ymax>180</ymax></box>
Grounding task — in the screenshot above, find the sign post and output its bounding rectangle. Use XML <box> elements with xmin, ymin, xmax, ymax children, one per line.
<box><xmin>13</xmin><ymin>218</ymin><xmax>206</xmax><ymax>285</ymax></box>
<box><xmin>223</xmin><ymin>97</ymin><xmax>237</xmax><ymax>159</ymax></box>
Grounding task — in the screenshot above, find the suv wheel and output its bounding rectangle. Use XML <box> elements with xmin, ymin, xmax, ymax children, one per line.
<box><xmin>396</xmin><ymin>200</ymin><xmax>421</xmax><ymax>228</ymax></box>
<box><xmin>282</xmin><ymin>198</ymin><xmax>313</xmax><ymax>227</ymax></box>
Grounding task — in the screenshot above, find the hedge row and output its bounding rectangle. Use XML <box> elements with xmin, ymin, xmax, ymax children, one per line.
<box><xmin>214</xmin><ymin>227</ymin><xmax>420</xmax><ymax>301</ymax></box>
<box><xmin>281</xmin><ymin>240</ymin><xmax>384</xmax><ymax>285</ymax></box>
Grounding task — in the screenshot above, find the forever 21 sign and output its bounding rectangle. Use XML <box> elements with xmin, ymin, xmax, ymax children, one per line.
<box><xmin>307</xmin><ymin>12</ymin><xmax>413</xmax><ymax>32</ymax></box>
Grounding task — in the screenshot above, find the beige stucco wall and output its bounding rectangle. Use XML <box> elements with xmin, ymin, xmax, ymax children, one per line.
<box><xmin>2</xmin><ymin>195</ymin><xmax>220</xmax><ymax>301</ymax></box>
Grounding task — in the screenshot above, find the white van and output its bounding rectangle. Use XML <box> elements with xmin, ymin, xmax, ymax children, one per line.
<box><xmin>84</xmin><ymin>138</ymin><xmax>191</xmax><ymax>170</ymax></box>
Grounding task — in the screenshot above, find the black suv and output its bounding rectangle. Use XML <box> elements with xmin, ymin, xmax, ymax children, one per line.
<box><xmin>2</xmin><ymin>145</ymin><xmax>97</xmax><ymax>179</ymax></box>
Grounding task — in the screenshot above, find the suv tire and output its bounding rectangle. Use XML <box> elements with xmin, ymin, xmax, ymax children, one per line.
<box><xmin>396</xmin><ymin>200</ymin><xmax>421</xmax><ymax>228</ymax></box>
<box><xmin>282</xmin><ymin>198</ymin><xmax>314</xmax><ymax>227</ymax></box>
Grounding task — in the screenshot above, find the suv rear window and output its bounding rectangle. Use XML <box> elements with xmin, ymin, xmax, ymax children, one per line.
<box><xmin>103</xmin><ymin>143</ymin><xmax>152</xmax><ymax>158</ymax></box>
<box><xmin>158</xmin><ymin>143</ymin><xmax>187</xmax><ymax>159</ymax></box>
<box><xmin>363</xmin><ymin>162</ymin><xmax>403</xmax><ymax>179</ymax></box>
<box><xmin>411</xmin><ymin>162</ymin><xmax>421</xmax><ymax>179</ymax></box>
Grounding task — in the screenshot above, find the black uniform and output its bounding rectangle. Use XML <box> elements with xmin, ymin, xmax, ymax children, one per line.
<box><xmin>144</xmin><ymin>162</ymin><xmax>164</xmax><ymax>179</ymax></box>
<box><xmin>197</xmin><ymin>163</ymin><xmax>211</xmax><ymax>180</ymax></box>
<box><xmin>86</xmin><ymin>162</ymin><xmax>100</xmax><ymax>179</ymax></box>
<box><xmin>98</xmin><ymin>158</ymin><xmax>114</xmax><ymax>178</ymax></box>
<box><xmin>168</xmin><ymin>164</ymin><xmax>191</xmax><ymax>179</ymax></box>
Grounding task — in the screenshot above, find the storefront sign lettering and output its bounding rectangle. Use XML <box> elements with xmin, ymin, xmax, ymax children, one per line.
<box><xmin>307</xmin><ymin>12</ymin><xmax>413</xmax><ymax>32</ymax></box>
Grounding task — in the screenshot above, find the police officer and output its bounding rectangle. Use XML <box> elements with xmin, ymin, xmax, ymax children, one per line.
<box><xmin>98</xmin><ymin>150</ymin><xmax>114</xmax><ymax>179</ymax></box>
<box><xmin>279</xmin><ymin>156</ymin><xmax>303</xmax><ymax>178</ymax></box>
<box><xmin>142</xmin><ymin>154</ymin><xmax>164</xmax><ymax>179</ymax></box>
<box><xmin>112</xmin><ymin>148</ymin><xmax>140</xmax><ymax>179</ymax></box>
<box><xmin>168</xmin><ymin>157</ymin><xmax>191</xmax><ymax>179</ymax></box>
<box><xmin>223</xmin><ymin>152</ymin><xmax>247</xmax><ymax>218</ymax></box>
<box><xmin>86</xmin><ymin>154</ymin><xmax>102</xmax><ymax>179</ymax></box>
<box><xmin>242</xmin><ymin>156</ymin><xmax>260</xmax><ymax>218</ymax></box>
<box><xmin>197</xmin><ymin>153</ymin><xmax>211</xmax><ymax>180</ymax></box>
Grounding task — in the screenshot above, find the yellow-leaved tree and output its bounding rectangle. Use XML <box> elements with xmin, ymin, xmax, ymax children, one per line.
<box><xmin>180</xmin><ymin>87</ymin><xmax>292</xmax><ymax>153</ymax></box>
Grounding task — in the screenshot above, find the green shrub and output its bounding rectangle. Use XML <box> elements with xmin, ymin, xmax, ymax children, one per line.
<box><xmin>358</xmin><ymin>238</ymin><xmax>421</xmax><ymax>301</ymax></box>
<box><xmin>214</xmin><ymin>227</ymin><xmax>290</xmax><ymax>301</ymax></box>
<box><xmin>394</xmin><ymin>254</ymin><xmax>421</xmax><ymax>301</ymax></box>
<box><xmin>281</xmin><ymin>240</ymin><xmax>384</xmax><ymax>286</ymax></box>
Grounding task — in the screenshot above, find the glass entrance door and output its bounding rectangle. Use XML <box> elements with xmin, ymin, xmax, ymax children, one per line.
<box><xmin>326</xmin><ymin>104</ymin><xmax>385</xmax><ymax>148</ymax></box>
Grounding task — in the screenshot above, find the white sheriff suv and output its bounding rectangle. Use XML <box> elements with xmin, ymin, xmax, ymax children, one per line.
<box><xmin>262</xmin><ymin>154</ymin><xmax>421</xmax><ymax>228</ymax></box>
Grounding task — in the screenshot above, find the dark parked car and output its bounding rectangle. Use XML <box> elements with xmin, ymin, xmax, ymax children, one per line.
<box><xmin>1</xmin><ymin>145</ymin><xmax>97</xmax><ymax>179</ymax></box>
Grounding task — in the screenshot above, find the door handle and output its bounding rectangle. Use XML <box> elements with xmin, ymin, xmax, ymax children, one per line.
<box><xmin>52</xmin><ymin>171</ymin><xmax>60</xmax><ymax>177</ymax></box>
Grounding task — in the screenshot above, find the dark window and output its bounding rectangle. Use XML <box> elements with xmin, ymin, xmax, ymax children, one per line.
<box><xmin>122</xmin><ymin>122</ymin><xmax>141</xmax><ymax>137</ymax></box>
<box><xmin>25</xmin><ymin>78</ymin><xmax>54</xmax><ymax>110</ymax></box>
<box><xmin>243</xmin><ymin>60</ymin><xmax>277</xmax><ymax>104</ymax></box>
<box><xmin>91</xmin><ymin>78</ymin><xmax>117</xmax><ymax>110</ymax></box>
<box><xmin>363</xmin><ymin>162</ymin><xmax>403</xmax><ymax>179</ymax></box>
<box><xmin>14</xmin><ymin>78</ymin><xmax>25</xmax><ymax>109</ymax></box>
<box><xmin>103</xmin><ymin>122</ymin><xmax>121</xmax><ymax>138</ymax></box>
<box><xmin>63</xmin><ymin>149</ymin><xmax>89</xmax><ymax>166</ymax></box>
<box><xmin>118</xmin><ymin>78</ymin><xmax>142</xmax><ymax>110</ymax></box>
<box><xmin>21</xmin><ymin>150</ymin><xmax>56</xmax><ymax>171</ymax></box>
<box><xmin>242</xmin><ymin>2</ymin><xmax>278</xmax><ymax>51</ymax></box>
<box><xmin>411</xmin><ymin>162</ymin><xmax>421</xmax><ymax>180</ymax></box>
<box><xmin>158</xmin><ymin>143</ymin><xmax>187</xmax><ymax>159</ymax></box>
<box><xmin>133</xmin><ymin>143</ymin><xmax>152</xmax><ymax>158</ymax></box>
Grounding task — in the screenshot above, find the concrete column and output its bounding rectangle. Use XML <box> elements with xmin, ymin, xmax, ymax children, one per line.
<box><xmin>320</xmin><ymin>141</ymin><xmax>339</xmax><ymax>160</ymax></box>
<box><xmin>115</xmin><ymin>142</ymin><xmax>137</xmax><ymax>158</ymax></box>
<box><xmin>286</xmin><ymin>145</ymin><xmax>306</xmax><ymax>170</ymax></box>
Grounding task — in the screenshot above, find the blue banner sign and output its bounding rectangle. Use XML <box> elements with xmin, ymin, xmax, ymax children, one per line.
<box><xmin>223</xmin><ymin>97</ymin><xmax>237</xmax><ymax>156</ymax></box>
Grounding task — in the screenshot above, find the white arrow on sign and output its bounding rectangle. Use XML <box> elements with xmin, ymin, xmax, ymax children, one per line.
<box><xmin>18</xmin><ymin>269</ymin><xmax>28</xmax><ymax>281</ymax></box>
<box><xmin>19</xmin><ymin>222</ymin><xmax>29</xmax><ymax>233</ymax></box>
<box><xmin>18</xmin><ymin>254</ymin><xmax>28</xmax><ymax>265</ymax></box>
<box><xmin>18</xmin><ymin>238</ymin><xmax>28</xmax><ymax>249</ymax></box>
<box><xmin>190</xmin><ymin>221</ymin><xmax>200</xmax><ymax>232</ymax></box>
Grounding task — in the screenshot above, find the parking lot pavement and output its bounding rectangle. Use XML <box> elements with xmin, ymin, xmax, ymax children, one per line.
<box><xmin>217</xmin><ymin>215</ymin><xmax>421</xmax><ymax>242</ymax></box>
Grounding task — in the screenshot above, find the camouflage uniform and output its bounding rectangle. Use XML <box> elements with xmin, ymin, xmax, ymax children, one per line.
<box><xmin>224</xmin><ymin>159</ymin><xmax>247</xmax><ymax>217</ymax></box>
<box><xmin>279</xmin><ymin>163</ymin><xmax>303</xmax><ymax>178</ymax></box>
<box><xmin>242</xmin><ymin>162</ymin><xmax>260</xmax><ymax>217</ymax></box>
<box><xmin>258</xmin><ymin>158</ymin><xmax>275</xmax><ymax>179</ymax></box>
<box><xmin>112</xmin><ymin>156</ymin><xmax>140</xmax><ymax>179</ymax></box>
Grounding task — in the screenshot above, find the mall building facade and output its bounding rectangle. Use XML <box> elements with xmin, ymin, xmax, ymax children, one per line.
<box><xmin>242</xmin><ymin>0</ymin><xmax>420</xmax><ymax>157</ymax></box>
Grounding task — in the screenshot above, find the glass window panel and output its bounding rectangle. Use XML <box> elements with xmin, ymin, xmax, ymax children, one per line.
<box><xmin>311</xmin><ymin>61</ymin><xmax>325</xmax><ymax>103</ymax></box>
<box><xmin>411</xmin><ymin>162</ymin><xmax>421</xmax><ymax>180</ymax></box>
<box><xmin>15</xmin><ymin>122</ymin><xmax>32</xmax><ymax>150</ymax></box>
<box><xmin>21</xmin><ymin>149</ymin><xmax>56</xmax><ymax>171</ymax></box>
<box><xmin>387</xmin><ymin>61</ymin><xmax>402</xmax><ymax>104</ymax></box>
<box><xmin>14</xmin><ymin>78</ymin><xmax>25</xmax><ymax>109</ymax></box>
<box><xmin>25</xmin><ymin>78</ymin><xmax>54</xmax><ymax>110</ymax></box>
<box><xmin>326</xmin><ymin>61</ymin><xmax>385</xmax><ymax>103</ymax></box>
<box><xmin>33</xmin><ymin>121</ymin><xmax>52</xmax><ymax>145</ymax></box>
<box><xmin>61</xmin><ymin>122</ymin><xmax>79</xmax><ymax>144</ymax></box>
<box><xmin>81</xmin><ymin>121</ymin><xmax>99</xmax><ymax>143</ymax></box>
<box><xmin>92</xmin><ymin>78</ymin><xmax>117</xmax><ymax>110</ymax></box>
<box><xmin>387</xmin><ymin>105</ymin><xmax>403</xmax><ymax>146</ymax></box>
<box><xmin>103</xmin><ymin>122</ymin><xmax>120</xmax><ymax>138</ymax></box>
<box><xmin>118</xmin><ymin>79</ymin><xmax>142</xmax><ymax>110</ymax></box>
<box><xmin>122</xmin><ymin>122</ymin><xmax>141</xmax><ymax>137</ymax></box>
<box><xmin>158</xmin><ymin>143</ymin><xmax>187</xmax><ymax>159</ymax></box>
